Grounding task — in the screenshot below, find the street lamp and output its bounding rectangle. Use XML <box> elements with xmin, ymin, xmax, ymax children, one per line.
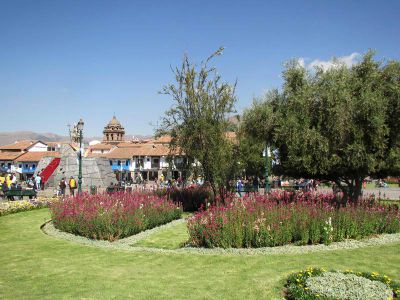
<box><xmin>264</xmin><ymin>145</ymin><xmax>270</xmax><ymax>194</ymax></box>
<box><xmin>77</xmin><ymin>118</ymin><xmax>84</xmax><ymax>194</ymax></box>
<box><xmin>120</xmin><ymin>161</ymin><xmax>123</xmax><ymax>189</ymax></box>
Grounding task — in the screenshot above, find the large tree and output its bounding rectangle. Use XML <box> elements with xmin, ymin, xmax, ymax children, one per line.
<box><xmin>157</xmin><ymin>47</ymin><xmax>237</xmax><ymax>196</ymax></box>
<box><xmin>243</xmin><ymin>52</ymin><xmax>400</xmax><ymax>202</ymax></box>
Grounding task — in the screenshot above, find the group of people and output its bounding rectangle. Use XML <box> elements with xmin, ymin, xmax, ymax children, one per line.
<box><xmin>0</xmin><ymin>173</ymin><xmax>43</xmax><ymax>191</ymax></box>
<box><xmin>57</xmin><ymin>177</ymin><xmax>77</xmax><ymax>196</ymax></box>
<box><xmin>235</xmin><ymin>176</ymin><xmax>260</xmax><ymax>196</ymax></box>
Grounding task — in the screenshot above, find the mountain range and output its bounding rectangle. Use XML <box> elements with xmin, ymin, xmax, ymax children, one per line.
<box><xmin>0</xmin><ymin>131</ymin><xmax>152</xmax><ymax>146</ymax></box>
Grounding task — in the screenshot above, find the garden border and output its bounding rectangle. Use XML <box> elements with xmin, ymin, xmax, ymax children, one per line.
<box><xmin>41</xmin><ymin>219</ymin><xmax>400</xmax><ymax>256</ymax></box>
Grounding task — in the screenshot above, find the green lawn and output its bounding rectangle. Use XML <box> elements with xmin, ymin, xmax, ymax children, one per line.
<box><xmin>132</xmin><ymin>219</ymin><xmax>189</xmax><ymax>249</ymax></box>
<box><xmin>365</xmin><ymin>182</ymin><xmax>398</xmax><ymax>189</ymax></box>
<box><xmin>1</xmin><ymin>209</ymin><xmax>400</xmax><ymax>299</ymax></box>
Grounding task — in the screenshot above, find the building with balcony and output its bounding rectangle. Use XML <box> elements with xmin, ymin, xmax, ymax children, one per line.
<box><xmin>15</xmin><ymin>151</ymin><xmax>60</xmax><ymax>180</ymax></box>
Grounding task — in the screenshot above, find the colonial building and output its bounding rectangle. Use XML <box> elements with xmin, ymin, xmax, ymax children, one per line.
<box><xmin>0</xmin><ymin>140</ymin><xmax>57</xmax><ymax>175</ymax></box>
<box><xmin>86</xmin><ymin>117</ymin><xmax>183</xmax><ymax>182</ymax></box>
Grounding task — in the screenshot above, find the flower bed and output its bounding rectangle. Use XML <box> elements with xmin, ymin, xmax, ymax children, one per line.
<box><xmin>187</xmin><ymin>192</ymin><xmax>400</xmax><ymax>248</ymax></box>
<box><xmin>0</xmin><ymin>198</ymin><xmax>55</xmax><ymax>217</ymax></box>
<box><xmin>285</xmin><ymin>267</ymin><xmax>400</xmax><ymax>299</ymax></box>
<box><xmin>50</xmin><ymin>192</ymin><xmax>182</xmax><ymax>241</ymax></box>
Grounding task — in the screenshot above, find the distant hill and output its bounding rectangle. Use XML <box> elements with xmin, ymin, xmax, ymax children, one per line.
<box><xmin>0</xmin><ymin>131</ymin><xmax>69</xmax><ymax>146</ymax></box>
<box><xmin>0</xmin><ymin>131</ymin><xmax>153</xmax><ymax>146</ymax></box>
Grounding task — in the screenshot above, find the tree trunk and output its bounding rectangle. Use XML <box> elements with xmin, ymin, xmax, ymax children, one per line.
<box><xmin>352</xmin><ymin>178</ymin><xmax>363</xmax><ymax>203</ymax></box>
<box><xmin>335</xmin><ymin>177</ymin><xmax>363</xmax><ymax>205</ymax></box>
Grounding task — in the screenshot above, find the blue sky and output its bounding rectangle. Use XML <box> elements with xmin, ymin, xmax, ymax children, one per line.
<box><xmin>1</xmin><ymin>0</ymin><xmax>399</xmax><ymax>136</ymax></box>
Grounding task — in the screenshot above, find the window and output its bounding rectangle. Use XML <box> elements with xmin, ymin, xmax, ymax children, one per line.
<box><xmin>109</xmin><ymin>160</ymin><xmax>112</xmax><ymax>166</ymax></box>
<box><xmin>147</xmin><ymin>158</ymin><xmax>150</xmax><ymax>162</ymax></box>
<box><xmin>118</xmin><ymin>160</ymin><xmax>121</xmax><ymax>166</ymax></box>
<box><xmin>153</xmin><ymin>158</ymin><xmax>159</xmax><ymax>164</ymax></box>
<box><xmin>25</xmin><ymin>164</ymin><xmax>29</xmax><ymax>168</ymax></box>
<box><xmin>126</xmin><ymin>160</ymin><xmax>129</xmax><ymax>166</ymax></box>
<box><xmin>19</xmin><ymin>164</ymin><xmax>22</xmax><ymax>168</ymax></box>
<box><xmin>32</xmin><ymin>164</ymin><xmax>36</xmax><ymax>168</ymax></box>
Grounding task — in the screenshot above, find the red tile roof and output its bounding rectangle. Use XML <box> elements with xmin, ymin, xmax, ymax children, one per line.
<box><xmin>15</xmin><ymin>151</ymin><xmax>60</xmax><ymax>162</ymax></box>
<box><xmin>105</xmin><ymin>144</ymin><xmax>175</xmax><ymax>159</ymax></box>
<box><xmin>0</xmin><ymin>152</ymin><xmax>24</xmax><ymax>161</ymax></box>
<box><xmin>0</xmin><ymin>140</ymin><xmax>39</xmax><ymax>151</ymax></box>
<box><xmin>89</xmin><ymin>143</ymin><xmax>115</xmax><ymax>150</ymax></box>
<box><xmin>153</xmin><ymin>135</ymin><xmax>172</xmax><ymax>144</ymax></box>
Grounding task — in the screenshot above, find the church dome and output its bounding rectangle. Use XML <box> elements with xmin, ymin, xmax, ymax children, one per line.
<box><xmin>108</xmin><ymin>115</ymin><xmax>122</xmax><ymax>126</ymax></box>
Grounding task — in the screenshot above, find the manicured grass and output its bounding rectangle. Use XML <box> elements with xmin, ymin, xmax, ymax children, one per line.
<box><xmin>1</xmin><ymin>209</ymin><xmax>400</xmax><ymax>299</ymax></box>
<box><xmin>365</xmin><ymin>182</ymin><xmax>398</xmax><ymax>189</ymax></box>
<box><xmin>132</xmin><ymin>219</ymin><xmax>189</xmax><ymax>249</ymax></box>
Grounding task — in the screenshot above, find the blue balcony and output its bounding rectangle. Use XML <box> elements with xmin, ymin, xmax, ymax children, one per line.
<box><xmin>111</xmin><ymin>165</ymin><xmax>130</xmax><ymax>171</ymax></box>
<box><xmin>0</xmin><ymin>166</ymin><xmax>9</xmax><ymax>173</ymax></box>
<box><xmin>22</xmin><ymin>166</ymin><xmax>36</xmax><ymax>173</ymax></box>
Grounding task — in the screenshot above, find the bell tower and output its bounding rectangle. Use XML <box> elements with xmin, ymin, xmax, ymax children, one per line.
<box><xmin>103</xmin><ymin>115</ymin><xmax>125</xmax><ymax>144</ymax></box>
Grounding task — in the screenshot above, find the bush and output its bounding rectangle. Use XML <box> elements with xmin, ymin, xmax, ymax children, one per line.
<box><xmin>0</xmin><ymin>198</ymin><xmax>55</xmax><ymax>217</ymax></box>
<box><xmin>50</xmin><ymin>192</ymin><xmax>182</xmax><ymax>241</ymax></box>
<box><xmin>168</xmin><ymin>183</ymin><xmax>214</xmax><ymax>212</ymax></box>
<box><xmin>285</xmin><ymin>267</ymin><xmax>400</xmax><ymax>299</ymax></box>
<box><xmin>187</xmin><ymin>191</ymin><xmax>400</xmax><ymax>248</ymax></box>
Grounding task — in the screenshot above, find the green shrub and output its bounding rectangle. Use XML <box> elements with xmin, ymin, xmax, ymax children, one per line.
<box><xmin>285</xmin><ymin>267</ymin><xmax>400</xmax><ymax>300</ymax></box>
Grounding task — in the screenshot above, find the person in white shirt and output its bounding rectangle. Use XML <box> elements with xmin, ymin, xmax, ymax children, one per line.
<box><xmin>35</xmin><ymin>175</ymin><xmax>42</xmax><ymax>191</ymax></box>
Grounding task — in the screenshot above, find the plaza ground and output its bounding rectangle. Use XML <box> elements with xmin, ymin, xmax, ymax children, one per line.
<box><xmin>1</xmin><ymin>209</ymin><xmax>399</xmax><ymax>299</ymax></box>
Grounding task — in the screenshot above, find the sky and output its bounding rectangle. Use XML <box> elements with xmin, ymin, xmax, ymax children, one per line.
<box><xmin>0</xmin><ymin>0</ymin><xmax>399</xmax><ymax>137</ymax></box>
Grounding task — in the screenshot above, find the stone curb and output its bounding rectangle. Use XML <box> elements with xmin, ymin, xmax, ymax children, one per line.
<box><xmin>41</xmin><ymin>219</ymin><xmax>400</xmax><ymax>256</ymax></box>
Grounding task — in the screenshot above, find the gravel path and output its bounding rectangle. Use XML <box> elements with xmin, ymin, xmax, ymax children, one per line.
<box><xmin>42</xmin><ymin>219</ymin><xmax>400</xmax><ymax>256</ymax></box>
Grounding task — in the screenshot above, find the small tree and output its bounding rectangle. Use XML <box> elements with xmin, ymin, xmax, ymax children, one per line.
<box><xmin>158</xmin><ymin>47</ymin><xmax>237</xmax><ymax>196</ymax></box>
<box><xmin>243</xmin><ymin>52</ymin><xmax>400</xmax><ymax>202</ymax></box>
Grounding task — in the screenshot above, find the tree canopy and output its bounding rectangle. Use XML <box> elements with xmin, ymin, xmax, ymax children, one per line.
<box><xmin>243</xmin><ymin>52</ymin><xmax>400</xmax><ymax>201</ymax></box>
<box><xmin>158</xmin><ymin>47</ymin><xmax>237</xmax><ymax>195</ymax></box>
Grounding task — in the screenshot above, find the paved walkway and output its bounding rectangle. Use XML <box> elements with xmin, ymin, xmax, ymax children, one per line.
<box><xmin>318</xmin><ymin>187</ymin><xmax>400</xmax><ymax>200</ymax></box>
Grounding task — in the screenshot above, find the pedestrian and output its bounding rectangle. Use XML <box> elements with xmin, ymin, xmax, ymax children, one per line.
<box><xmin>237</xmin><ymin>178</ymin><xmax>243</xmax><ymax>197</ymax></box>
<box><xmin>35</xmin><ymin>174</ymin><xmax>42</xmax><ymax>191</ymax></box>
<box><xmin>69</xmin><ymin>176</ymin><xmax>77</xmax><ymax>196</ymax></box>
<box><xmin>2</xmin><ymin>181</ymin><xmax>13</xmax><ymax>200</ymax></box>
<box><xmin>59</xmin><ymin>178</ymin><xmax>66</xmax><ymax>196</ymax></box>
<box><xmin>11</xmin><ymin>173</ymin><xmax>17</xmax><ymax>185</ymax></box>
<box><xmin>252</xmin><ymin>176</ymin><xmax>259</xmax><ymax>193</ymax></box>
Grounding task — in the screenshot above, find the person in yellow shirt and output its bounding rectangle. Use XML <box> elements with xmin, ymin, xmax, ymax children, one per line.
<box><xmin>69</xmin><ymin>176</ymin><xmax>77</xmax><ymax>196</ymax></box>
<box><xmin>6</xmin><ymin>174</ymin><xmax>12</xmax><ymax>188</ymax></box>
<box><xmin>0</xmin><ymin>174</ymin><xmax>5</xmax><ymax>191</ymax></box>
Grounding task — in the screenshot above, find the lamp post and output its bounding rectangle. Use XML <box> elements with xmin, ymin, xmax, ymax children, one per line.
<box><xmin>264</xmin><ymin>145</ymin><xmax>270</xmax><ymax>194</ymax></box>
<box><xmin>120</xmin><ymin>161</ymin><xmax>123</xmax><ymax>189</ymax></box>
<box><xmin>77</xmin><ymin>119</ymin><xmax>84</xmax><ymax>194</ymax></box>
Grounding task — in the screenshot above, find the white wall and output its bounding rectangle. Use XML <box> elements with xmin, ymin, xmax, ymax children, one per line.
<box><xmin>143</xmin><ymin>156</ymin><xmax>151</xmax><ymax>169</ymax></box>
<box><xmin>28</xmin><ymin>142</ymin><xmax>48</xmax><ymax>152</ymax></box>
<box><xmin>160</xmin><ymin>156</ymin><xmax>169</xmax><ymax>168</ymax></box>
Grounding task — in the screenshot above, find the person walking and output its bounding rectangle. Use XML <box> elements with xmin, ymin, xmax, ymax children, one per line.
<box><xmin>59</xmin><ymin>178</ymin><xmax>66</xmax><ymax>196</ymax></box>
<box><xmin>69</xmin><ymin>176</ymin><xmax>77</xmax><ymax>196</ymax></box>
<box><xmin>35</xmin><ymin>174</ymin><xmax>42</xmax><ymax>191</ymax></box>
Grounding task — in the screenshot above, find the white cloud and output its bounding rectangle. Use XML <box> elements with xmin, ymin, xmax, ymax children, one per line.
<box><xmin>298</xmin><ymin>52</ymin><xmax>360</xmax><ymax>71</ymax></box>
